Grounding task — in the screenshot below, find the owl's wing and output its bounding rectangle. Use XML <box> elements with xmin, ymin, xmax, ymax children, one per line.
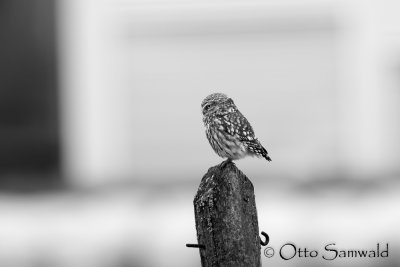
<box><xmin>220</xmin><ymin>111</ymin><xmax>271</xmax><ymax>161</ymax></box>
<box><xmin>219</xmin><ymin>110</ymin><xmax>255</xmax><ymax>140</ymax></box>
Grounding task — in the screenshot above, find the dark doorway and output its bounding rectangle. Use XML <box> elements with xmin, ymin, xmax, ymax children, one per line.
<box><xmin>0</xmin><ymin>1</ymin><xmax>59</xmax><ymax>189</ymax></box>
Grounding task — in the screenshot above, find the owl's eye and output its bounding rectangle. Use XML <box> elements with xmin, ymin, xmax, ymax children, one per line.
<box><xmin>203</xmin><ymin>104</ymin><xmax>211</xmax><ymax>112</ymax></box>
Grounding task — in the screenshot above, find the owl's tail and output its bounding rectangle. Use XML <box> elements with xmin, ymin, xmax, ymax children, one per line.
<box><xmin>261</xmin><ymin>146</ymin><xmax>272</xmax><ymax>162</ymax></box>
<box><xmin>245</xmin><ymin>140</ymin><xmax>272</xmax><ymax>162</ymax></box>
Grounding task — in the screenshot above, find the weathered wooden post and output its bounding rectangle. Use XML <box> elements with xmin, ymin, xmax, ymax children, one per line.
<box><xmin>190</xmin><ymin>161</ymin><xmax>262</xmax><ymax>267</ymax></box>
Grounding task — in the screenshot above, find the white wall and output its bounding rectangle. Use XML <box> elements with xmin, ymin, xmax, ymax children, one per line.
<box><xmin>58</xmin><ymin>0</ymin><xmax>400</xmax><ymax>186</ymax></box>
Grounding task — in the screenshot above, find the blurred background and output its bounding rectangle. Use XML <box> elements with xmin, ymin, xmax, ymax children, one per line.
<box><xmin>1</xmin><ymin>0</ymin><xmax>400</xmax><ymax>266</ymax></box>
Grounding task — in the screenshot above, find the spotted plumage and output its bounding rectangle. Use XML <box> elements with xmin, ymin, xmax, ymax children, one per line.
<box><xmin>201</xmin><ymin>93</ymin><xmax>271</xmax><ymax>162</ymax></box>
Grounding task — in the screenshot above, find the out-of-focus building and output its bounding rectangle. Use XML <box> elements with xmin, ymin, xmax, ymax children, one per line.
<box><xmin>59</xmin><ymin>0</ymin><xmax>400</xmax><ymax>186</ymax></box>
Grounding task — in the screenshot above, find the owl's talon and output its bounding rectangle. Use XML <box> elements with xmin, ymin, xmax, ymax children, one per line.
<box><xmin>219</xmin><ymin>159</ymin><xmax>232</xmax><ymax>169</ymax></box>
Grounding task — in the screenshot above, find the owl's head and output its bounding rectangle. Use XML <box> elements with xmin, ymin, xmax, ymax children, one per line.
<box><xmin>201</xmin><ymin>93</ymin><xmax>234</xmax><ymax>116</ymax></box>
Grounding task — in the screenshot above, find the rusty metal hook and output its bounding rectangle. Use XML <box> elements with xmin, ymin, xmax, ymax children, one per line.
<box><xmin>260</xmin><ymin>231</ymin><xmax>269</xmax><ymax>246</ymax></box>
<box><xmin>186</xmin><ymin>243</ymin><xmax>205</xmax><ymax>249</ymax></box>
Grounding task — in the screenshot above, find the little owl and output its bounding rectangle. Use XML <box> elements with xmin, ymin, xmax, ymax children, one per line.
<box><xmin>201</xmin><ymin>93</ymin><xmax>271</xmax><ymax>164</ymax></box>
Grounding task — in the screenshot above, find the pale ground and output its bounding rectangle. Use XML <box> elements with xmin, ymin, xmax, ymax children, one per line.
<box><xmin>0</xmin><ymin>177</ymin><xmax>399</xmax><ymax>267</ymax></box>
